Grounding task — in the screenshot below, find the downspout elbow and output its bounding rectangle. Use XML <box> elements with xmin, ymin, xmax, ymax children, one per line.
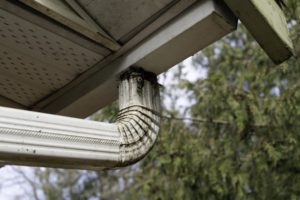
<box><xmin>116</xmin><ymin>68</ymin><xmax>161</xmax><ymax>166</ymax></box>
<box><xmin>0</xmin><ymin>68</ymin><xmax>160</xmax><ymax>169</ymax></box>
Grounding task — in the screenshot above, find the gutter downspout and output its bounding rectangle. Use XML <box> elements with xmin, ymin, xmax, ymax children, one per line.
<box><xmin>0</xmin><ymin>68</ymin><xmax>160</xmax><ymax>169</ymax></box>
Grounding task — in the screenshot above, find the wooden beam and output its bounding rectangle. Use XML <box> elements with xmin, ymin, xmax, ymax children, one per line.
<box><xmin>224</xmin><ymin>0</ymin><xmax>294</xmax><ymax>64</ymax></box>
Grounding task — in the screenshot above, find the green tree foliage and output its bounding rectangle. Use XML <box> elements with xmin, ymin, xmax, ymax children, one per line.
<box><xmin>14</xmin><ymin>0</ymin><xmax>300</xmax><ymax>199</ymax></box>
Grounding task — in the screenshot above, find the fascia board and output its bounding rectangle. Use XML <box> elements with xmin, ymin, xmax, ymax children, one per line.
<box><xmin>36</xmin><ymin>0</ymin><xmax>237</xmax><ymax>118</ymax></box>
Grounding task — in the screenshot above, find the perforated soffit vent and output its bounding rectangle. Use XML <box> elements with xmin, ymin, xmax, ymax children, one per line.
<box><xmin>19</xmin><ymin>0</ymin><xmax>121</xmax><ymax>51</ymax></box>
<box><xmin>0</xmin><ymin>8</ymin><xmax>104</xmax><ymax>107</ymax></box>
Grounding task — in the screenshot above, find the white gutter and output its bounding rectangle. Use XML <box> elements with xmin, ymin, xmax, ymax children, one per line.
<box><xmin>0</xmin><ymin>68</ymin><xmax>160</xmax><ymax>170</ymax></box>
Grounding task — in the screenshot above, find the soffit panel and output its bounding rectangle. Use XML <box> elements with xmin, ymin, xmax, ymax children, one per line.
<box><xmin>0</xmin><ymin>0</ymin><xmax>238</xmax><ymax>117</ymax></box>
<box><xmin>77</xmin><ymin>0</ymin><xmax>176</xmax><ymax>41</ymax></box>
<box><xmin>0</xmin><ymin>8</ymin><xmax>104</xmax><ymax>106</ymax></box>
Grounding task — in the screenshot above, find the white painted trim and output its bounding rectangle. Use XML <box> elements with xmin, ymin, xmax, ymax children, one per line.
<box><xmin>35</xmin><ymin>0</ymin><xmax>237</xmax><ymax>118</ymax></box>
<box><xmin>31</xmin><ymin>0</ymin><xmax>198</xmax><ymax>112</ymax></box>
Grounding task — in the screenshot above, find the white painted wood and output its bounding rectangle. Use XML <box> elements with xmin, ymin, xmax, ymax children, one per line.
<box><xmin>32</xmin><ymin>0</ymin><xmax>198</xmax><ymax>111</ymax></box>
<box><xmin>36</xmin><ymin>0</ymin><xmax>237</xmax><ymax>118</ymax></box>
<box><xmin>224</xmin><ymin>0</ymin><xmax>294</xmax><ymax>64</ymax></box>
<box><xmin>0</xmin><ymin>0</ymin><xmax>236</xmax><ymax>117</ymax></box>
<box><xmin>0</xmin><ymin>69</ymin><xmax>160</xmax><ymax>169</ymax></box>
